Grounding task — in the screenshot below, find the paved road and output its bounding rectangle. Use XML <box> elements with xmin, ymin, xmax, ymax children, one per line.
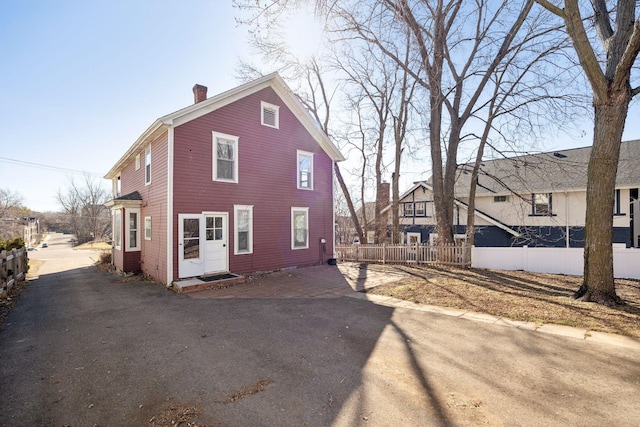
<box><xmin>1</xmin><ymin>234</ymin><xmax>639</xmax><ymax>426</ymax></box>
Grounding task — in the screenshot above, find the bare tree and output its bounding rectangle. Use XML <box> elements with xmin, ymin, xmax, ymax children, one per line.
<box><xmin>0</xmin><ymin>188</ymin><xmax>25</xmax><ymax>219</ymax></box>
<box><xmin>56</xmin><ymin>175</ymin><xmax>111</xmax><ymax>244</ymax></box>
<box><xmin>535</xmin><ymin>0</ymin><xmax>640</xmax><ymax>305</ymax></box>
<box><xmin>0</xmin><ymin>188</ymin><xmax>28</xmax><ymax>241</ymax></box>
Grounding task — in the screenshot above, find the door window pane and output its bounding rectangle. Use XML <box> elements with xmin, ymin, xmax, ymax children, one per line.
<box><xmin>183</xmin><ymin>218</ymin><xmax>200</xmax><ymax>259</ymax></box>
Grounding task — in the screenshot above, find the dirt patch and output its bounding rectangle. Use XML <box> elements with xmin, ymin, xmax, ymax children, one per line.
<box><xmin>148</xmin><ymin>401</ymin><xmax>204</xmax><ymax>427</ymax></box>
<box><xmin>366</xmin><ymin>265</ymin><xmax>640</xmax><ymax>338</ymax></box>
<box><xmin>219</xmin><ymin>379</ymin><xmax>272</xmax><ymax>404</ymax></box>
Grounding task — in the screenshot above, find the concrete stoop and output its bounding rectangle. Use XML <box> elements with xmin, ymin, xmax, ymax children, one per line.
<box><xmin>171</xmin><ymin>273</ymin><xmax>245</xmax><ymax>294</ymax></box>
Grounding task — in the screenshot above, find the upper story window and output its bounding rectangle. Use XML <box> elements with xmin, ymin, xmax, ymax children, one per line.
<box><xmin>532</xmin><ymin>193</ymin><xmax>552</xmax><ymax>216</ymax></box>
<box><xmin>494</xmin><ymin>195</ymin><xmax>508</xmax><ymax>203</ymax></box>
<box><xmin>403</xmin><ymin>202</ymin><xmax>414</xmax><ymax>217</ymax></box>
<box><xmin>297</xmin><ymin>150</ymin><xmax>313</xmax><ymax>190</ymax></box>
<box><xmin>145</xmin><ymin>145</ymin><xmax>152</xmax><ymax>185</ymax></box>
<box><xmin>261</xmin><ymin>101</ymin><xmax>280</xmax><ymax>129</ymax></box>
<box><xmin>212</xmin><ymin>132</ymin><xmax>239</xmax><ymax>183</ymax></box>
<box><xmin>614</xmin><ymin>189</ymin><xmax>623</xmax><ymax>216</ymax></box>
<box><xmin>415</xmin><ymin>202</ymin><xmax>426</xmax><ymax>216</ymax></box>
<box><xmin>115</xmin><ymin>175</ymin><xmax>121</xmax><ymax>198</ymax></box>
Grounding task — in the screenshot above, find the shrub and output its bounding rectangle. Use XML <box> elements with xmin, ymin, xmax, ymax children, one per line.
<box><xmin>97</xmin><ymin>250</ymin><xmax>112</xmax><ymax>265</ymax></box>
<box><xmin>0</xmin><ymin>238</ymin><xmax>25</xmax><ymax>251</ymax></box>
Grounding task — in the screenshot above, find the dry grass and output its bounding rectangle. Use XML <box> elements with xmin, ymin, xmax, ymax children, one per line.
<box><xmin>367</xmin><ymin>265</ymin><xmax>640</xmax><ymax>338</ymax></box>
<box><xmin>74</xmin><ymin>241</ymin><xmax>112</xmax><ymax>251</ymax></box>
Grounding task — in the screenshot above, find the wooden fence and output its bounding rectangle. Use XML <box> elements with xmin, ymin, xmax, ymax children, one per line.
<box><xmin>1</xmin><ymin>248</ymin><xmax>28</xmax><ymax>298</ymax></box>
<box><xmin>335</xmin><ymin>243</ymin><xmax>471</xmax><ymax>267</ymax></box>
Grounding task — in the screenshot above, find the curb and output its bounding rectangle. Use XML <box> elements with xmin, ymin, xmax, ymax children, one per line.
<box><xmin>347</xmin><ymin>292</ymin><xmax>640</xmax><ymax>351</ymax></box>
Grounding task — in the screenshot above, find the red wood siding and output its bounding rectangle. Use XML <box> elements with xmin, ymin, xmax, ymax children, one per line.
<box><xmin>172</xmin><ymin>87</ymin><xmax>335</xmax><ymax>277</ymax></box>
<box><xmin>116</xmin><ymin>132</ymin><xmax>169</xmax><ymax>283</ymax></box>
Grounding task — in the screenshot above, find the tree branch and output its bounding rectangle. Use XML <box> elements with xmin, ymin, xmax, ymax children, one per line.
<box><xmin>534</xmin><ymin>0</ymin><xmax>564</xmax><ymax>17</ymax></box>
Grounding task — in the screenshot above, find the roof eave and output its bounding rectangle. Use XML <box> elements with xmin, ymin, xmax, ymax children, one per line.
<box><xmin>104</xmin><ymin>120</ymin><xmax>169</xmax><ymax>179</ymax></box>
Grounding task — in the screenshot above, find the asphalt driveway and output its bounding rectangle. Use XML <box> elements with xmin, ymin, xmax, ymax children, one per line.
<box><xmin>1</xmin><ymin>234</ymin><xmax>639</xmax><ymax>426</ymax></box>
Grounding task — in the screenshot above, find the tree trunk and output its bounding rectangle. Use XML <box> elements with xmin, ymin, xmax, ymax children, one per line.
<box><xmin>575</xmin><ymin>93</ymin><xmax>630</xmax><ymax>305</ymax></box>
<box><xmin>334</xmin><ymin>163</ymin><xmax>365</xmax><ymax>244</ymax></box>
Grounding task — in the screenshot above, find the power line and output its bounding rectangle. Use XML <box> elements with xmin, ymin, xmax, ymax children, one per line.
<box><xmin>0</xmin><ymin>156</ymin><xmax>103</xmax><ymax>177</ymax></box>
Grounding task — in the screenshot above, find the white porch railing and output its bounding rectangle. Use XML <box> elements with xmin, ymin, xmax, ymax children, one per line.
<box><xmin>335</xmin><ymin>243</ymin><xmax>470</xmax><ymax>267</ymax></box>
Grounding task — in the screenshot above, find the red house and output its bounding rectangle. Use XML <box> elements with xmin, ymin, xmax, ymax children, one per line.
<box><xmin>105</xmin><ymin>73</ymin><xmax>344</xmax><ymax>289</ymax></box>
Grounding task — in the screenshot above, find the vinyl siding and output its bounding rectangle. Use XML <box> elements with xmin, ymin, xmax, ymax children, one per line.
<box><xmin>172</xmin><ymin>87</ymin><xmax>334</xmax><ymax>277</ymax></box>
<box><xmin>115</xmin><ymin>131</ymin><xmax>169</xmax><ymax>283</ymax></box>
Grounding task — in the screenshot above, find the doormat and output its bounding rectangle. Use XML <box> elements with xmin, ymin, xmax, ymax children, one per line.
<box><xmin>199</xmin><ymin>273</ymin><xmax>240</xmax><ymax>282</ymax></box>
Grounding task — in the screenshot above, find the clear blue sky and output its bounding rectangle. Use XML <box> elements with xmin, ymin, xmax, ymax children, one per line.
<box><xmin>0</xmin><ymin>1</ymin><xmax>638</xmax><ymax>212</ymax></box>
<box><xmin>0</xmin><ymin>0</ymin><xmax>251</xmax><ymax>211</ymax></box>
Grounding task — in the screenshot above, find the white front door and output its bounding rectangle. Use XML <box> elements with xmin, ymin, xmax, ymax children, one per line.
<box><xmin>204</xmin><ymin>213</ymin><xmax>228</xmax><ymax>274</ymax></box>
<box><xmin>178</xmin><ymin>214</ymin><xmax>205</xmax><ymax>278</ymax></box>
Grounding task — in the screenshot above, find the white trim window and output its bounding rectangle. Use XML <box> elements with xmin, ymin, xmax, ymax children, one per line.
<box><xmin>234</xmin><ymin>205</ymin><xmax>253</xmax><ymax>255</ymax></box>
<box><xmin>145</xmin><ymin>145</ymin><xmax>152</xmax><ymax>185</ymax></box>
<box><xmin>297</xmin><ymin>150</ymin><xmax>313</xmax><ymax>190</ymax></box>
<box><xmin>135</xmin><ymin>154</ymin><xmax>141</xmax><ymax>171</ymax></box>
<box><xmin>126</xmin><ymin>208</ymin><xmax>141</xmax><ymax>251</ymax></box>
<box><xmin>532</xmin><ymin>193</ymin><xmax>552</xmax><ymax>215</ymax></box>
<box><xmin>291</xmin><ymin>207</ymin><xmax>309</xmax><ymax>249</ymax></box>
<box><xmin>212</xmin><ymin>132</ymin><xmax>239</xmax><ymax>183</ymax></box>
<box><xmin>144</xmin><ymin>216</ymin><xmax>152</xmax><ymax>241</ymax></box>
<box><xmin>113</xmin><ymin>209</ymin><xmax>122</xmax><ymax>250</ymax></box>
<box><xmin>261</xmin><ymin>101</ymin><xmax>280</xmax><ymax>128</ymax></box>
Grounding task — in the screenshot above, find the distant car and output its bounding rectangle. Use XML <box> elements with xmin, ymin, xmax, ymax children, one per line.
<box><xmin>42</xmin><ymin>243</ymin><xmax>48</xmax><ymax>248</ymax></box>
<box><xmin>27</xmin><ymin>247</ymin><xmax>36</xmax><ymax>251</ymax></box>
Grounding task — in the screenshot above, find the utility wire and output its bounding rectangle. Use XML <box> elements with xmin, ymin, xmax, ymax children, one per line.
<box><xmin>0</xmin><ymin>156</ymin><xmax>103</xmax><ymax>177</ymax></box>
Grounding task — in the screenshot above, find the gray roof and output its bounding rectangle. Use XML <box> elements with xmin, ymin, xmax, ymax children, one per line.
<box><xmin>454</xmin><ymin>139</ymin><xmax>640</xmax><ymax>196</ymax></box>
<box><xmin>114</xmin><ymin>191</ymin><xmax>142</xmax><ymax>201</ymax></box>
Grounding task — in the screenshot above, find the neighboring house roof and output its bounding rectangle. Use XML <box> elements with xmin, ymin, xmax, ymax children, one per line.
<box><xmin>381</xmin><ymin>181</ymin><xmax>519</xmax><ymax>237</ymax></box>
<box><xmin>454</xmin><ymin>139</ymin><xmax>640</xmax><ymax>196</ymax></box>
<box><xmin>105</xmin><ymin>73</ymin><xmax>344</xmax><ymax>179</ymax></box>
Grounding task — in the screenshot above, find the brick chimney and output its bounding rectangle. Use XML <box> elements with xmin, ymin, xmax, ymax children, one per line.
<box><xmin>378</xmin><ymin>182</ymin><xmax>390</xmax><ymax>206</ymax></box>
<box><xmin>193</xmin><ymin>84</ymin><xmax>208</xmax><ymax>104</ymax></box>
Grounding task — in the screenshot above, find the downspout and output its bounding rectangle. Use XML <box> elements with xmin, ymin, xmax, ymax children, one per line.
<box><xmin>166</xmin><ymin>127</ymin><xmax>174</xmax><ymax>286</ymax></box>
<box><xmin>565</xmin><ymin>190</ymin><xmax>569</xmax><ymax>248</ymax></box>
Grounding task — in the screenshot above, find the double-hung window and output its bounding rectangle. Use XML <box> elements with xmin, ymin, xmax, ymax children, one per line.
<box><xmin>234</xmin><ymin>205</ymin><xmax>253</xmax><ymax>254</ymax></box>
<box><xmin>126</xmin><ymin>208</ymin><xmax>140</xmax><ymax>251</ymax></box>
<box><xmin>297</xmin><ymin>150</ymin><xmax>313</xmax><ymax>190</ymax></box>
<box><xmin>415</xmin><ymin>202</ymin><xmax>426</xmax><ymax>216</ymax></box>
<box><xmin>532</xmin><ymin>193</ymin><xmax>552</xmax><ymax>215</ymax></box>
<box><xmin>212</xmin><ymin>132</ymin><xmax>239</xmax><ymax>183</ymax></box>
<box><xmin>113</xmin><ymin>209</ymin><xmax>122</xmax><ymax>250</ymax></box>
<box><xmin>291</xmin><ymin>207</ymin><xmax>309</xmax><ymax>249</ymax></box>
<box><xmin>145</xmin><ymin>145</ymin><xmax>152</xmax><ymax>185</ymax></box>
<box><xmin>403</xmin><ymin>203</ymin><xmax>414</xmax><ymax>217</ymax></box>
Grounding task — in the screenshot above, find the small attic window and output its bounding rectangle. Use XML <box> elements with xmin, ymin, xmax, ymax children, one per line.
<box><xmin>261</xmin><ymin>101</ymin><xmax>280</xmax><ymax>129</ymax></box>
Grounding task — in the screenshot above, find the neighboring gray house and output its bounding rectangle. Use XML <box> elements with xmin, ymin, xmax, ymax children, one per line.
<box><xmin>383</xmin><ymin>139</ymin><xmax>640</xmax><ymax>248</ymax></box>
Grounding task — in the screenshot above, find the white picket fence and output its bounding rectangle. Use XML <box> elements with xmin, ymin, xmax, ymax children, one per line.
<box><xmin>336</xmin><ymin>243</ymin><xmax>470</xmax><ymax>267</ymax></box>
<box><xmin>471</xmin><ymin>246</ymin><xmax>640</xmax><ymax>280</ymax></box>
<box><xmin>336</xmin><ymin>244</ymin><xmax>640</xmax><ymax>279</ymax></box>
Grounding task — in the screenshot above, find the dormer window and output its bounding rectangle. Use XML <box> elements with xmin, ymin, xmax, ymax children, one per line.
<box><xmin>261</xmin><ymin>101</ymin><xmax>280</xmax><ymax>128</ymax></box>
